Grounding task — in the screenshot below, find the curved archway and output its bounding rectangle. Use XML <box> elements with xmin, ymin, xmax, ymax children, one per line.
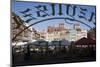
<box><xmin>12</xmin><ymin>17</ymin><xmax>94</xmax><ymax>41</ymax></box>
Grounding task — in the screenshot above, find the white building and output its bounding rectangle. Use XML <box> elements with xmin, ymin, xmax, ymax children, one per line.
<box><xmin>39</xmin><ymin>22</ymin><xmax>87</xmax><ymax>42</ymax></box>
<box><xmin>76</xmin><ymin>30</ymin><xmax>87</xmax><ymax>41</ymax></box>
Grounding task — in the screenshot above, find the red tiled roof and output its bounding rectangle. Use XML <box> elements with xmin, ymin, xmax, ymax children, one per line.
<box><xmin>75</xmin><ymin>37</ymin><xmax>96</xmax><ymax>45</ymax></box>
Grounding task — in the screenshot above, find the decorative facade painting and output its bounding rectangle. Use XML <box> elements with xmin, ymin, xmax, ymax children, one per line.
<box><xmin>11</xmin><ymin>0</ymin><xmax>96</xmax><ymax>67</ymax></box>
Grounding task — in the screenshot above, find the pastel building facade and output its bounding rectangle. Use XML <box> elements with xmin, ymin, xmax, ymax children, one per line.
<box><xmin>39</xmin><ymin>22</ymin><xmax>87</xmax><ymax>42</ymax></box>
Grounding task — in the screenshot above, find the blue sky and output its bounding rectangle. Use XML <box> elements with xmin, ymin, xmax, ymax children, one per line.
<box><xmin>12</xmin><ymin>1</ymin><xmax>96</xmax><ymax>31</ymax></box>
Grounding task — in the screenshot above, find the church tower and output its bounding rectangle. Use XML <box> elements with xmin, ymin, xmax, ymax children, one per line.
<box><xmin>59</xmin><ymin>23</ymin><xmax>65</xmax><ymax>30</ymax></box>
<box><xmin>74</xmin><ymin>22</ymin><xmax>81</xmax><ymax>31</ymax></box>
